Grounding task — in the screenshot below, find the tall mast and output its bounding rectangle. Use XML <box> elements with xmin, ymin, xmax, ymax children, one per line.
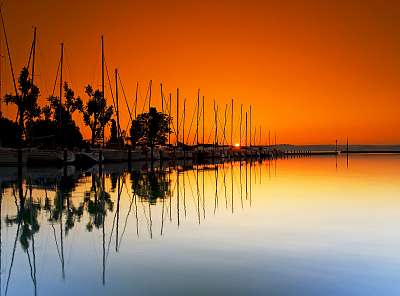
<box><xmin>134</xmin><ymin>82</ymin><xmax>138</xmax><ymax>119</ymax></box>
<box><xmin>31</xmin><ymin>28</ymin><xmax>37</xmax><ymax>86</ymax></box>
<box><xmin>269</xmin><ymin>130</ymin><xmax>271</xmax><ymax>147</ymax></box>
<box><xmin>259</xmin><ymin>125</ymin><xmax>261</xmax><ymax>146</ymax></box>
<box><xmin>115</xmin><ymin>68</ymin><xmax>120</xmax><ymax>141</ymax></box>
<box><xmin>202</xmin><ymin>96</ymin><xmax>205</xmax><ymax>145</ymax></box>
<box><xmin>223</xmin><ymin>104</ymin><xmax>227</xmax><ymax>146</ymax></box>
<box><xmin>240</xmin><ymin>104</ymin><xmax>242</xmax><ymax>146</ymax></box>
<box><xmin>101</xmin><ymin>35</ymin><xmax>105</xmax><ymax>147</ymax></box>
<box><xmin>231</xmin><ymin>99</ymin><xmax>233</xmax><ymax>146</ymax></box>
<box><xmin>245</xmin><ymin>112</ymin><xmax>248</xmax><ymax>147</ymax></box>
<box><xmin>183</xmin><ymin>98</ymin><xmax>186</xmax><ymax>147</ymax></box>
<box><xmin>214</xmin><ymin>100</ymin><xmax>217</xmax><ymax>146</ymax></box>
<box><xmin>196</xmin><ymin>89</ymin><xmax>200</xmax><ymax>146</ymax></box>
<box><xmin>249</xmin><ymin>106</ymin><xmax>252</xmax><ymax>147</ymax></box>
<box><xmin>148</xmin><ymin>80</ymin><xmax>152</xmax><ymax>112</ymax></box>
<box><xmin>168</xmin><ymin>93</ymin><xmax>171</xmax><ymax>146</ymax></box>
<box><xmin>160</xmin><ymin>83</ymin><xmax>164</xmax><ymax>113</ymax></box>
<box><xmin>59</xmin><ymin>42</ymin><xmax>63</xmax><ymax>104</ymax></box>
<box><xmin>59</xmin><ymin>42</ymin><xmax>63</xmax><ymax>128</ymax></box>
<box><xmin>0</xmin><ymin>8</ymin><xmax>17</xmax><ymax>95</ymax></box>
<box><xmin>176</xmin><ymin>88</ymin><xmax>179</xmax><ymax>146</ymax></box>
<box><xmin>0</xmin><ymin>27</ymin><xmax>2</xmax><ymax>114</ymax></box>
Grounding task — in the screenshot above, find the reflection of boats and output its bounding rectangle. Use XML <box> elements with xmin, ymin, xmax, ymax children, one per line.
<box><xmin>27</xmin><ymin>149</ymin><xmax>75</xmax><ymax>165</ymax></box>
<box><xmin>0</xmin><ymin>148</ymin><xmax>28</xmax><ymax>166</ymax></box>
<box><xmin>75</xmin><ymin>150</ymin><xmax>103</xmax><ymax>165</ymax></box>
<box><xmin>101</xmin><ymin>149</ymin><xmax>130</xmax><ymax>162</ymax></box>
<box><xmin>99</xmin><ymin>147</ymin><xmax>153</xmax><ymax>162</ymax></box>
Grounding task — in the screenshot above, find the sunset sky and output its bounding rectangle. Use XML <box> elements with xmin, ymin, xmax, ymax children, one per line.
<box><xmin>1</xmin><ymin>0</ymin><xmax>399</xmax><ymax>144</ymax></box>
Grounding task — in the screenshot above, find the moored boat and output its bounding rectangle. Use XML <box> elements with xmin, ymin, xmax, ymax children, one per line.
<box><xmin>27</xmin><ymin>149</ymin><xmax>75</xmax><ymax>166</ymax></box>
<box><xmin>0</xmin><ymin>148</ymin><xmax>28</xmax><ymax>166</ymax></box>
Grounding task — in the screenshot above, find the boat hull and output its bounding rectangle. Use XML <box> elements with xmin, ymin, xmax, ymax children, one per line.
<box><xmin>0</xmin><ymin>148</ymin><xmax>28</xmax><ymax>166</ymax></box>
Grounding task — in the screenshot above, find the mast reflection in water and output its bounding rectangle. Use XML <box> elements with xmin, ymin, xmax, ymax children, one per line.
<box><xmin>1</xmin><ymin>155</ymin><xmax>400</xmax><ymax>295</ymax></box>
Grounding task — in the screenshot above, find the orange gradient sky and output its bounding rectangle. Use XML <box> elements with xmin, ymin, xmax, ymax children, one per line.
<box><xmin>1</xmin><ymin>0</ymin><xmax>399</xmax><ymax>144</ymax></box>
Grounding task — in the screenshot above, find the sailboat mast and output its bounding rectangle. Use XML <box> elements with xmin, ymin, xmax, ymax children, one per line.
<box><xmin>160</xmin><ymin>83</ymin><xmax>164</xmax><ymax>113</ymax></box>
<box><xmin>240</xmin><ymin>104</ymin><xmax>242</xmax><ymax>146</ymax></box>
<box><xmin>202</xmin><ymin>96</ymin><xmax>205</xmax><ymax>145</ymax></box>
<box><xmin>176</xmin><ymin>88</ymin><xmax>179</xmax><ymax>146</ymax></box>
<box><xmin>59</xmin><ymin>42</ymin><xmax>63</xmax><ymax>104</ymax></box>
<box><xmin>0</xmin><ymin>8</ymin><xmax>17</xmax><ymax>95</ymax></box>
<box><xmin>183</xmin><ymin>98</ymin><xmax>186</xmax><ymax>147</ymax></box>
<box><xmin>214</xmin><ymin>100</ymin><xmax>217</xmax><ymax>146</ymax></box>
<box><xmin>249</xmin><ymin>106</ymin><xmax>252</xmax><ymax>147</ymax></box>
<box><xmin>59</xmin><ymin>42</ymin><xmax>63</xmax><ymax>128</ymax></box>
<box><xmin>134</xmin><ymin>82</ymin><xmax>138</xmax><ymax>120</ymax></box>
<box><xmin>31</xmin><ymin>28</ymin><xmax>37</xmax><ymax>86</ymax></box>
<box><xmin>196</xmin><ymin>89</ymin><xmax>199</xmax><ymax>146</ymax></box>
<box><xmin>231</xmin><ymin>99</ymin><xmax>233</xmax><ymax>146</ymax></box>
<box><xmin>101</xmin><ymin>35</ymin><xmax>105</xmax><ymax>147</ymax></box>
<box><xmin>245</xmin><ymin>112</ymin><xmax>248</xmax><ymax>147</ymax></box>
<box><xmin>269</xmin><ymin>130</ymin><xmax>271</xmax><ymax>147</ymax></box>
<box><xmin>148</xmin><ymin>80</ymin><xmax>152</xmax><ymax>112</ymax></box>
<box><xmin>169</xmin><ymin>93</ymin><xmax>171</xmax><ymax>146</ymax></box>
<box><xmin>115</xmin><ymin>68</ymin><xmax>120</xmax><ymax>141</ymax></box>
<box><xmin>0</xmin><ymin>29</ymin><xmax>2</xmax><ymax>114</ymax></box>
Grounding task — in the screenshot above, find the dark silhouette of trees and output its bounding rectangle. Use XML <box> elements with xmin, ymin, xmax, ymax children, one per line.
<box><xmin>130</xmin><ymin>107</ymin><xmax>171</xmax><ymax>159</ymax></box>
<box><xmin>131</xmin><ymin>169</ymin><xmax>170</xmax><ymax>204</ymax></box>
<box><xmin>0</xmin><ymin>116</ymin><xmax>19</xmax><ymax>147</ymax></box>
<box><xmin>109</xmin><ymin>119</ymin><xmax>118</xmax><ymax>145</ymax></box>
<box><xmin>46</xmin><ymin>82</ymin><xmax>83</xmax><ymax>125</ymax></box>
<box><xmin>80</xmin><ymin>85</ymin><xmax>113</xmax><ymax>146</ymax></box>
<box><xmin>28</xmin><ymin>82</ymin><xmax>84</xmax><ymax>148</ymax></box>
<box><xmin>3</xmin><ymin>67</ymin><xmax>41</xmax><ymax>143</ymax></box>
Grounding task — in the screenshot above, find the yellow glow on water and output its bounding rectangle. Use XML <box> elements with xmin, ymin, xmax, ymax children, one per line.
<box><xmin>1</xmin><ymin>154</ymin><xmax>400</xmax><ymax>295</ymax></box>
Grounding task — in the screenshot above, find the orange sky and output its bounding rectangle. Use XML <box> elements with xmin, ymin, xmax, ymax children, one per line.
<box><xmin>1</xmin><ymin>0</ymin><xmax>399</xmax><ymax>144</ymax></box>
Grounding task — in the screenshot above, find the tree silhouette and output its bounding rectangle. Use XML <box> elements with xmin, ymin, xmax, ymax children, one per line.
<box><xmin>28</xmin><ymin>82</ymin><xmax>83</xmax><ymax>148</ymax></box>
<box><xmin>0</xmin><ymin>116</ymin><xmax>19</xmax><ymax>147</ymax></box>
<box><xmin>3</xmin><ymin>67</ymin><xmax>41</xmax><ymax>142</ymax></box>
<box><xmin>80</xmin><ymin>85</ymin><xmax>113</xmax><ymax>146</ymax></box>
<box><xmin>46</xmin><ymin>82</ymin><xmax>83</xmax><ymax>125</ymax></box>
<box><xmin>131</xmin><ymin>169</ymin><xmax>170</xmax><ymax>205</ymax></box>
<box><xmin>130</xmin><ymin>107</ymin><xmax>171</xmax><ymax>160</ymax></box>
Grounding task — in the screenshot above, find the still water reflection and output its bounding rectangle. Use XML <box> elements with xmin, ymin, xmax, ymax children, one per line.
<box><xmin>0</xmin><ymin>155</ymin><xmax>399</xmax><ymax>295</ymax></box>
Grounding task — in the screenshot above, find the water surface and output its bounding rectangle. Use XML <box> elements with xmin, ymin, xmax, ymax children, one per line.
<box><xmin>1</xmin><ymin>155</ymin><xmax>399</xmax><ymax>295</ymax></box>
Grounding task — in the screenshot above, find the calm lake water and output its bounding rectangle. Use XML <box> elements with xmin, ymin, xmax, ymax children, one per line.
<box><xmin>0</xmin><ymin>154</ymin><xmax>399</xmax><ymax>295</ymax></box>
